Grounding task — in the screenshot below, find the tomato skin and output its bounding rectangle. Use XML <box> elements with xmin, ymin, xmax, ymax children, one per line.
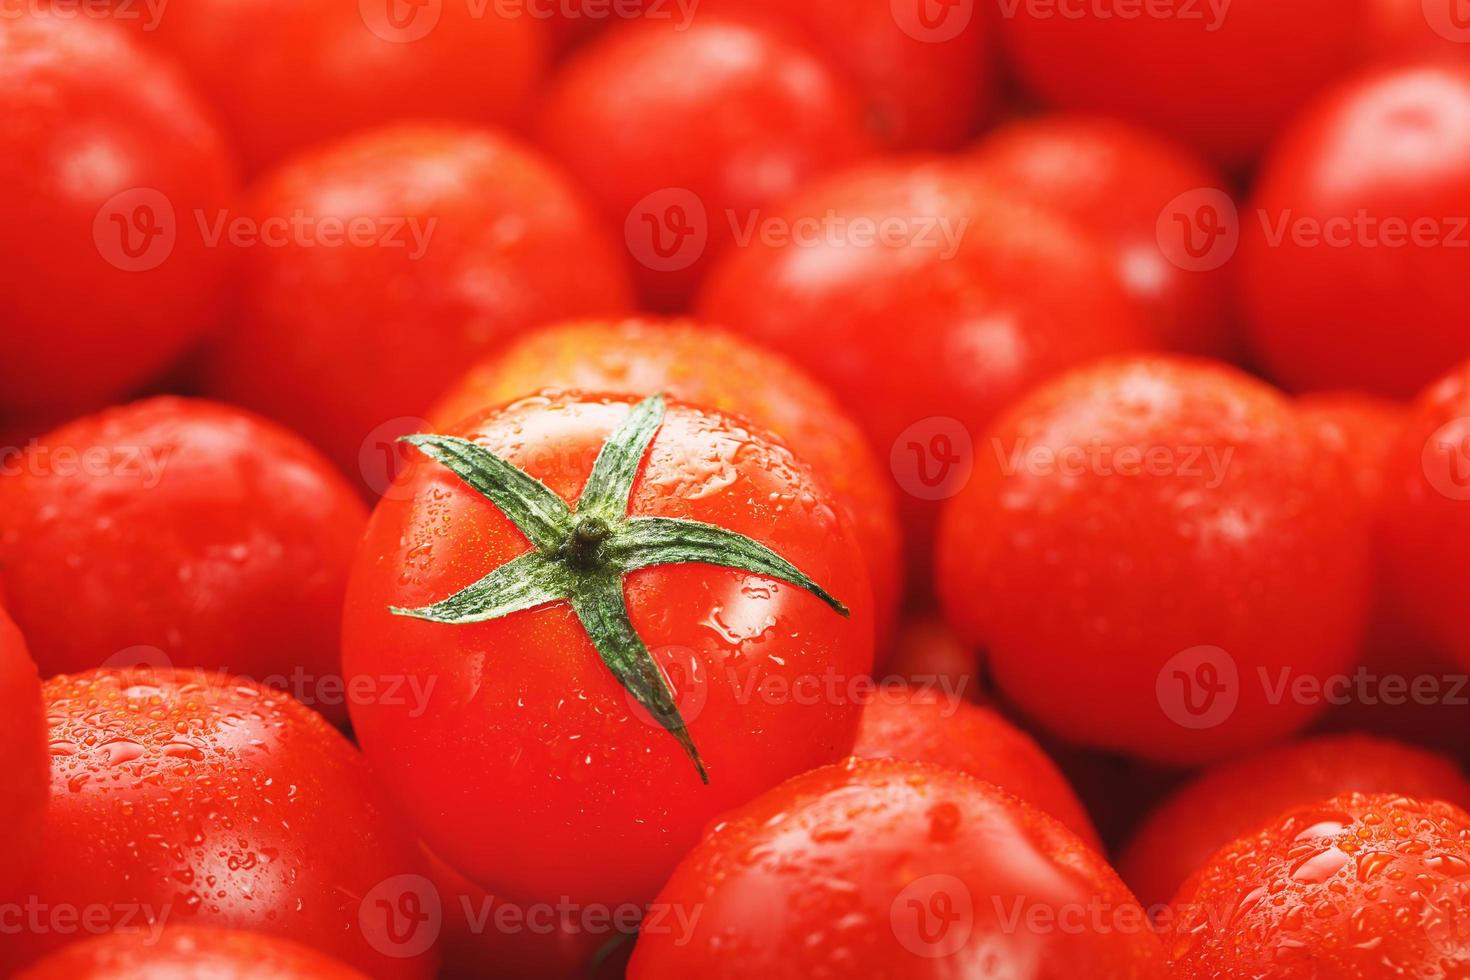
<box><xmin>0</xmin><ymin>609</ymin><xmax>45</xmax><ymax>906</ymax></box>
<box><xmin>1380</xmin><ymin>359</ymin><xmax>1470</xmax><ymax>672</ymax></box>
<box><xmin>144</xmin><ymin>0</ymin><xmax>548</xmax><ymax>175</ymax></box>
<box><xmin>344</xmin><ymin>393</ymin><xmax>874</xmax><ymax>909</ymax></box>
<box><xmin>997</xmin><ymin>0</ymin><xmax>1359</xmax><ymax>168</ymax></box>
<box><xmin>1367</xmin><ymin>0</ymin><xmax>1470</xmax><ymax>61</ymax></box>
<box><xmin>1119</xmin><ymin>734</ymin><xmax>1470</xmax><ymax>908</ymax></box>
<box><xmin>628</xmin><ymin>759</ymin><xmax>1168</xmax><ymax>979</ymax></box>
<box><xmin>429</xmin><ymin>317</ymin><xmax>903</xmax><ymax>647</ymax></box>
<box><xmin>536</xmin><ymin>15</ymin><xmax>876</xmax><ymax>309</ymax></box>
<box><xmin>1241</xmin><ymin>64</ymin><xmax>1470</xmax><ymax>398</ymax></box>
<box><xmin>936</xmin><ymin>356</ymin><xmax>1371</xmax><ymax>764</ymax></box>
<box><xmin>697</xmin><ymin>158</ymin><xmax>1148</xmax><ymax>579</ymax></box>
<box><xmin>968</xmin><ymin>114</ymin><xmax>1237</xmax><ymax>357</ymax></box>
<box><xmin>201</xmin><ymin>125</ymin><xmax>634</xmax><ymax>480</ymax></box>
<box><xmin>1169</xmin><ymin>793</ymin><xmax>1470</xmax><ymax>977</ymax></box>
<box><xmin>0</xmin><ymin>399</ymin><xmax>366</xmax><ymax>719</ymax></box>
<box><xmin>853</xmin><ymin>686</ymin><xmax>1100</xmax><ymax>849</ymax></box>
<box><xmin>0</xmin><ymin>12</ymin><xmax>236</xmax><ymax>417</ymax></box>
<box><xmin>11</xmin><ymin>669</ymin><xmax>433</xmax><ymax>977</ymax></box>
<box><xmin>15</xmin><ymin>927</ymin><xmax>369</xmax><ymax>980</ymax></box>
<box><xmin>876</xmin><ymin>612</ymin><xmax>983</xmax><ymax>695</ymax></box>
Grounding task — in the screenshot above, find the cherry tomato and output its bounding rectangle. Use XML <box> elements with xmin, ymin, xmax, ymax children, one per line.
<box><xmin>0</xmin><ymin>399</ymin><xmax>366</xmax><ymax>719</ymax></box>
<box><xmin>1241</xmin><ymin>63</ymin><xmax>1470</xmax><ymax>397</ymax></box>
<box><xmin>628</xmin><ymin>758</ymin><xmax>1168</xmax><ymax>979</ymax></box>
<box><xmin>697</xmin><ymin>158</ymin><xmax>1148</xmax><ymax>578</ymax></box>
<box><xmin>936</xmin><ymin>356</ymin><xmax>1372</xmax><ymax>764</ymax></box>
<box><xmin>997</xmin><ymin>0</ymin><xmax>1359</xmax><ymax>168</ymax></box>
<box><xmin>1169</xmin><ymin>793</ymin><xmax>1470</xmax><ymax>976</ymax></box>
<box><xmin>0</xmin><ymin>12</ymin><xmax>236</xmax><ymax>418</ymax></box>
<box><xmin>9</xmin><ymin>669</ymin><xmax>432</xmax><ymax>977</ymax></box>
<box><xmin>16</xmin><ymin>927</ymin><xmax>368</xmax><ymax>980</ymax></box>
<box><xmin>1119</xmin><ymin>734</ymin><xmax>1470</xmax><ymax>908</ymax></box>
<box><xmin>535</xmin><ymin>15</ymin><xmax>876</xmax><ymax>308</ymax></box>
<box><xmin>968</xmin><ymin>114</ymin><xmax>1237</xmax><ymax>356</ymax></box>
<box><xmin>0</xmin><ymin>608</ymin><xmax>45</xmax><ymax>905</ymax></box>
<box><xmin>1380</xmin><ymin>358</ymin><xmax>1470</xmax><ymax>672</ymax></box>
<box><xmin>201</xmin><ymin>124</ymin><xmax>633</xmax><ymax>480</ymax></box>
<box><xmin>853</xmin><ymin>685</ymin><xmax>1101</xmax><ymax>849</ymax></box>
<box><xmin>429</xmin><ymin>316</ymin><xmax>903</xmax><ymax>646</ymax></box>
<box><xmin>876</xmin><ymin>612</ymin><xmax>983</xmax><ymax>696</ymax></box>
<box><xmin>344</xmin><ymin>392</ymin><xmax>874</xmax><ymax>908</ymax></box>
<box><xmin>143</xmin><ymin>0</ymin><xmax>548</xmax><ymax>175</ymax></box>
<box><xmin>1367</xmin><ymin>0</ymin><xmax>1470</xmax><ymax>61</ymax></box>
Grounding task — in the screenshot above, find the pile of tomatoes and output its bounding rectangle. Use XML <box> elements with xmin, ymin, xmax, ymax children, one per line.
<box><xmin>3</xmin><ymin>2</ymin><xmax>1470</xmax><ymax>978</ymax></box>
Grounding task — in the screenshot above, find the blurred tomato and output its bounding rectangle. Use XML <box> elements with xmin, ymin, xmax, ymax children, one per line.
<box><xmin>876</xmin><ymin>611</ymin><xmax>983</xmax><ymax>695</ymax></box>
<box><xmin>0</xmin><ymin>609</ymin><xmax>45</xmax><ymax>906</ymax></box>
<box><xmin>16</xmin><ymin>927</ymin><xmax>369</xmax><ymax>980</ymax></box>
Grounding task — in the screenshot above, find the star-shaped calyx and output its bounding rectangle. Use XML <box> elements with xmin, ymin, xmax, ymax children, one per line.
<box><xmin>388</xmin><ymin>394</ymin><xmax>850</xmax><ymax>783</ymax></box>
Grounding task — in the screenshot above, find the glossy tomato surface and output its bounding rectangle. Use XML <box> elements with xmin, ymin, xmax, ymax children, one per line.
<box><xmin>1169</xmin><ymin>793</ymin><xmax>1470</xmax><ymax>977</ymax></box>
<box><xmin>344</xmin><ymin>393</ymin><xmax>875</xmax><ymax>908</ymax></box>
<box><xmin>969</xmin><ymin>114</ymin><xmax>1237</xmax><ymax>356</ymax></box>
<box><xmin>936</xmin><ymin>356</ymin><xmax>1371</xmax><ymax>763</ymax></box>
<box><xmin>0</xmin><ymin>608</ymin><xmax>45</xmax><ymax>905</ymax></box>
<box><xmin>1120</xmin><ymin>734</ymin><xmax>1470</xmax><ymax>908</ymax></box>
<box><xmin>997</xmin><ymin>0</ymin><xmax>1359</xmax><ymax>167</ymax></box>
<box><xmin>0</xmin><ymin>399</ymin><xmax>366</xmax><ymax>717</ymax></box>
<box><xmin>12</xmin><ymin>669</ymin><xmax>432</xmax><ymax>977</ymax></box>
<box><xmin>147</xmin><ymin>0</ymin><xmax>548</xmax><ymax>174</ymax></box>
<box><xmin>536</xmin><ymin>15</ymin><xmax>875</xmax><ymax>308</ymax></box>
<box><xmin>1241</xmin><ymin>64</ymin><xmax>1470</xmax><ymax>398</ymax></box>
<box><xmin>1380</xmin><ymin>358</ymin><xmax>1470</xmax><ymax>672</ymax></box>
<box><xmin>853</xmin><ymin>685</ymin><xmax>1100</xmax><ymax>848</ymax></box>
<box><xmin>429</xmin><ymin>316</ymin><xmax>903</xmax><ymax>645</ymax></box>
<box><xmin>202</xmin><ymin>125</ymin><xmax>633</xmax><ymax>480</ymax></box>
<box><xmin>0</xmin><ymin>12</ymin><xmax>237</xmax><ymax>417</ymax></box>
<box><xmin>15</xmin><ymin>927</ymin><xmax>369</xmax><ymax>980</ymax></box>
<box><xmin>697</xmin><ymin>158</ymin><xmax>1148</xmax><ymax>576</ymax></box>
<box><xmin>629</xmin><ymin>758</ymin><xmax>1168</xmax><ymax>979</ymax></box>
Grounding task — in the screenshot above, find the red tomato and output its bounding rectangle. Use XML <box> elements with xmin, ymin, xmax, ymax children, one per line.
<box><xmin>853</xmin><ymin>686</ymin><xmax>1101</xmax><ymax>849</ymax></box>
<box><xmin>697</xmin><ymin>158</ymin><xmax>1148</xmax><ymax>578</ymax></box>
<box><xmin>876</xmin><ymin>612</ymin><xmax>983</xmax><ymax>696</ymax></box>
<box><xmin>0</xmin><ymin>399</ymin><xmax>366</xmax><ymax>719</ymax></box>
<box><xmin>16</xmin><ymin>927</ymin><xmax>368</xmax><ymax>980</ymax></box>
<box><xmin>143</xmin><ymin>0</ymin><xmax>548</xmax><ymax>174</ymax></box>
<box><xmin>10</xmin><ymin>669</ymin><xmax>432</xmax><ymax>977</ymax></box>
<box><xmin>201</xmin><ymin>125</ymin><xmax>633</xmax><ymax>480</ymax></box>
<box><xmin>705</xmin><ymin>0</ymin><xmax>994</xmax><ymax>149</ymax></box>
<box><xmin>429</xmin><ymin>316</ymin><xmax>903</xmax><ymax>646</ymax></box>
<box><xmin>997</xmin><ymin>0</ymin><xmax>1359</xmax><ymax>167</ymax></box>
<box><xmin>968</xmin><ymin>114</ymin><xmax>1237</xmax><ymax>357</ymax></box>
<box><xmin>1169</xmin><ymin>793</ymin><xmax>1470</xmax><ymax>976</ymax></box>
<box><xmin>535</xmin><ymin>15</ymin><xmax>876</xmax><ymax>308</ymax></box>
<box><xmin>1367</xmin><ymin>0</ymin><xmax>1470</xmax><ymax>61</ymax></box>
<box><xmin>0</xmin><ymin>609</ymin><xmax>45</xmax><ymax>905</ymax></box>
<box><xmin>1380</xmin><ymin>359</ymin><xmax>1470</xmax><ymax>672</ymax></box>
<box><xmin>936</xmin><ymin>356</ymin><xmax>1371</xmax><ymax>764</ymax></box>
<box><xmin>1241</xmin><ymin>64</ymin><xmax>1470</xmax><ymax>398</ymax></box>
<box><xmin>0</xmin><ymin>12</ymin><xmax>236</xmax><ymax>417</ymax></box>
<box><xmin>1119</xmin><ymin>734</ymin><xmax>1470</xmax><ymax>908</ymax></box>
<box><xmin>344</xmin><ymin>392</ymin><xmax>874</xmax><ymax>908</ymax></box>
<box><xmin>628</xmin><ymin>759</ymin><xmax>1168</xmax><ymax>979</ymax></box>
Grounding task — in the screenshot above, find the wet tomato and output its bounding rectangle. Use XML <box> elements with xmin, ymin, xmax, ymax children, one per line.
<box><xmin>0</xmin><ymin>399</ymin><xmax>366</xmax><ymax>719</ymax></box>
<box><xmin>1120</xmin><ymin>734</ymin><xmax>1470</xmax><ymax>907</ymax></box>
<box><xmin>629</xmin><ymin>758</ymin><xmax>1168</xmax><ymax>979</ymax></box>
<box><xmin>1241</xmin><ymin>63</ymin><xmax>1470</xmax><ymax>397</ymax></box>
<box><xmin>202</xmin><ymin>125</ymin><xmax>633</xmax><ymax>481</ymax></box>
<box><xmin>429</xmin><ymin>316</ymin><xmax>903</xmax><ymax>646</ymax></box>
<box><xmin>16</xmin><ymin>926</ymin><xmax>369</xmax><ymax>980</ymax></box>
<box><xmin>343</xmin><ymin>392</ymin><xmax>874</xmax><ymax>908</ymax></box>
<box><xmin>1169</xmin><ymin>793</ymin><xmax>1470</xmax><ymax>977</ymax></box>
<box><xmin>10</xmin><ymin>669</ymin><xmax>432</xmax><ymax>977</ymax></box>
<box><xmin>936</xmin><ymin>356</ymin><xmax>1371</xmax><ymax>763</ymax></box>
<box><xmin>0</xmin><ymin>12</ymin><xmax>236</xmax><ymax>418</ymax></box>
<box><xmin>536</xmin><ymin>15</ymin><xmax>875</xmax><ymax>308</ymax></box>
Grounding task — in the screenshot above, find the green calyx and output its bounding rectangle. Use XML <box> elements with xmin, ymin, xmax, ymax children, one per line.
<box><xmin>388</xmin><ymin>394</ymin><xmax>850</xmax><ymax>784</ymax></box>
